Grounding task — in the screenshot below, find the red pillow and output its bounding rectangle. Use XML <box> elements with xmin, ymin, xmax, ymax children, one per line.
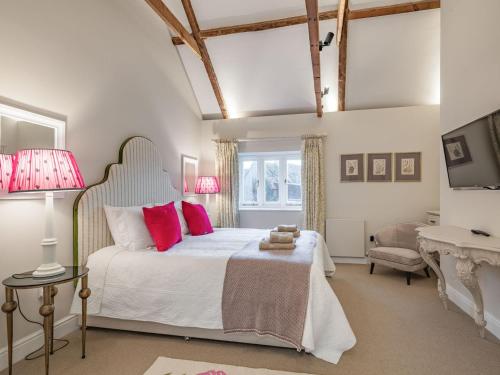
<box><xmin>182</xmin><ymin>201</ymin><xmax>213</xmax><ymax>236</ymax></box>
<box><xmin>142</xmin><ymin>202</ymin><xmax>182</xmax><ymax>251</ymax></box>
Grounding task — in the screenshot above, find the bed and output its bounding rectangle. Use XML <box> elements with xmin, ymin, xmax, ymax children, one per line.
<box><xmin>70</xmin><ymin>136</ymin><xmax>356</xmax><ymax>364</ymax></box>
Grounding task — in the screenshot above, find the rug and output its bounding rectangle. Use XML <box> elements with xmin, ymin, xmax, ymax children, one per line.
<box><xmin>144</xmin><ymin>357</ymin><xmax>315</xmax><ymax>375</ymax></box>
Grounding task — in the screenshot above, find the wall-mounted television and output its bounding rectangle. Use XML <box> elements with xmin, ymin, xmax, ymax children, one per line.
<box><xmin>442</xmin><ymin>108</ymin><xmax>500</xmax><ymax>190</ymax></box>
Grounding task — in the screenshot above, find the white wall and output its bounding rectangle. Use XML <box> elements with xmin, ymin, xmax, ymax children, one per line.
<box><xmin>201</xmin><ymin>105</ymin><xmax>440</xmax><ymax>251</ymax></box>
<box><xmin>440</xmin><ymin>0</ymin><xmax>500</xmax><ymax>335</ymax></box>
<box><xmin>0</xmin><ymin>0</ymin><xmax>201</xmax><ymax>350</ymax></box>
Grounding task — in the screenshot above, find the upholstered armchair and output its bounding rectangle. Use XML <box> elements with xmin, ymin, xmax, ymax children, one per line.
<box><xmin>368</xmin><ymin>223</ymin><xmax>430</xmax><ymax>285</ymax></box>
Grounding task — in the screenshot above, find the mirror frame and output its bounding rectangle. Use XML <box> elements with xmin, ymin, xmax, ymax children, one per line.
<box><xmin>181</xmin><ymin>154</ymin><xmax>198</xmax><ymax>197</ymax></box>
<box><xmin>0</xmin><ymin>102</ymin><xmax>66</xmax><ymax>200</ymax></box>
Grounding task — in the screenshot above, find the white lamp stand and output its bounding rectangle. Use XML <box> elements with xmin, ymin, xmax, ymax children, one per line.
<box><xmin>32</xmin><ymin>191</ymin><xmax>65</xmax><ymax>278</ymax></box>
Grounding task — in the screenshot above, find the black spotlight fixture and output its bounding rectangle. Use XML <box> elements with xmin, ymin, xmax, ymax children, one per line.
<box><xmin>321</xmin><ymin>87</ymin><xmax>330</xmax><ymax>98</ymax></box>
<box><xmin>319</xmin><ymin>32</ymin><xmax>334</xmax><ymax>51</ymax></box>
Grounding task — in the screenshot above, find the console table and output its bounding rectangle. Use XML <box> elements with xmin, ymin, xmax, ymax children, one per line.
<box><xmin>417</xmin><ymin>226</ymin><xmax>500</xmax><ymax>338</ymax></box>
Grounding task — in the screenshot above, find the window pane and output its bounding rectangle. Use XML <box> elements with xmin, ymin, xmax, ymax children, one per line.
<box><xmin>264</xmin><ymin>160</ymin><xmax>280</xmax><ymax>202</ymax></box>
<box><xmin>287</xmin><ymin>159</ymin><xmax>302</xmax><ymax>204</ymax></box>
<box><xmin>242</xmin><ymin>160</ymin><xmax>258</xmax><ymax>204</ymax></box>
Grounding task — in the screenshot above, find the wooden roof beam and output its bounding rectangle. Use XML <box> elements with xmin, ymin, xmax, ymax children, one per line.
<box><xmin>305</xmin><ymin>0</ymin><xmax>323</xmax><ymax>118</ymax></box>
<box><xmin>145</xmin><ymin>0</ymin><xmax>200</xmax><ymax>57</ymax></box>
<box><xmin>181</xmin><ymin>0</ymin><xmax>228</xmax><ymax>119</ymax></box>
<box><xmin>172</xmin><ymin>1</ymin><xmax>439</xmax><ymax>45</ymax></box>
<box><xmin>338</xmin><ymin>1</ymin><xmax>349</xmax><ymax>111</ymax></box>
<box><xmin>336</xmin><ymin>0</ymin><xmax>348</xmax><ymax>46</ymax></box>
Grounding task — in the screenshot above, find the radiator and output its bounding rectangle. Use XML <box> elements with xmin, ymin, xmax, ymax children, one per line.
<box><xmin>326</xmin><ymin>218</ymin><xmax>365</xmax><ymax>258</ymax></box>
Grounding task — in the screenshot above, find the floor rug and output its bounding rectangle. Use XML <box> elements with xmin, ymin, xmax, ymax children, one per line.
<box><xmin>144</xmin><ymin>357</ymin><xmax>315</xmax><ymax>375</ymax></box>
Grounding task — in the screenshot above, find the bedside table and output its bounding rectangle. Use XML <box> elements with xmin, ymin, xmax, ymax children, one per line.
<box><xmin>1</xmin><ymin>266</ymin><xmax>90</xmax><ymax>375</ymax></box>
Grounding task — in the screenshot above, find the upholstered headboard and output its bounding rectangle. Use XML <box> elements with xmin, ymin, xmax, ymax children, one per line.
<box><xmin>73</xmin><ymin>136</ymin><xmax>182</xmax><ymax>267</ymax></box>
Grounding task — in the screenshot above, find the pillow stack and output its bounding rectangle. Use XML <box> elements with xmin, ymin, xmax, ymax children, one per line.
<box><xmin>259</xmin><ymin>224</ymin><xmax>300</xmax><ymax>251</ymax></box>
<box><xmin>104</xmin><ymin>200</ymin><xmax>213</xmax><ymax>253</ymax></box>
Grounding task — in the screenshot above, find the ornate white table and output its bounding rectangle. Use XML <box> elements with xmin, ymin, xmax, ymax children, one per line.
<box><xmin>417</xmin><ymin>225</ymin><xmax>500</xmax><ymax>338</ymax></box>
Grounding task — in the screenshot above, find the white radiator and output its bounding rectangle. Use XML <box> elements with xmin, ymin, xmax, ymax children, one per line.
<box><xmin>326</xmin><ymin>218</ymin><xmax>365</xmax><ymax>258</ymax></box>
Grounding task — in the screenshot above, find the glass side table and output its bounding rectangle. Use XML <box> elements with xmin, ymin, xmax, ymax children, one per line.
<box><xmin>1</xmin><ymin>266</ymin><xmax>90</xmax><ymax>375</ymax></box>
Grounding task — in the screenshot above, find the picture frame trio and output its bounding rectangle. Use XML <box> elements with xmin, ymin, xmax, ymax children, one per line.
<box><xmin>340</xmin><ymin>152</ymin><xmax>421</xmax><ymax>182</ymax></box>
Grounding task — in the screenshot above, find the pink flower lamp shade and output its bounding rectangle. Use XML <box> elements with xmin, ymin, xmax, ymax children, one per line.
<box><xmin>0</xmin><ymin>154</ymin><xmax>13</xmax><ymax>193</ymax></box>
<box><xmin>194</xmin><ymin>176</ymin><xmax>220</xmax><ymax>194</ymax></box>
<box><xmin>9</xmin><ymin>149</ymin><xmax>86</xmax><ymax>278</ymax></box>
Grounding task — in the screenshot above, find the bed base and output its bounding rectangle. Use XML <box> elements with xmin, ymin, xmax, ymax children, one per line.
<box><xmin>83</xmin><ymin>316</ymin><xmax>296</xmax><ymax>349</ymax></box>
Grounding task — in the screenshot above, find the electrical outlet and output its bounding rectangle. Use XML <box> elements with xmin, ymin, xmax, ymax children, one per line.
<box><xmin>369</xmin><ymin>235</ymin><xmax>375</xmax><ymax>242</ymax></box>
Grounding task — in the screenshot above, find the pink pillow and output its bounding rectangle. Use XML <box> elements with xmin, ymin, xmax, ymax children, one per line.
<box><xmin>182</xmin><ymin>201</ymin><xmax>213</xmax><ymax>236</ymax></box>
<box><xmin>142</xmin><ymin>202</ymin><xmax>182</xmax><ymax>251</ymax></box>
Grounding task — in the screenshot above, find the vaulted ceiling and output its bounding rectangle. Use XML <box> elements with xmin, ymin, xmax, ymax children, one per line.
<box><xmin>149</xmin><ymin>0</ymin><xmax>440</xmax><ymax>119</ymax></box>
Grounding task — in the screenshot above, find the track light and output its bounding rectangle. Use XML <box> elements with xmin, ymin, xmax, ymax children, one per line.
<box><xmin>319</xmin><ymin>32</ymin><xmax>334</xmax><ymax>51</ymax></box>
<box><xmin>321</xmin><ymin>87</ymin><xmax>330</xmax><ymax>98</ymax></box>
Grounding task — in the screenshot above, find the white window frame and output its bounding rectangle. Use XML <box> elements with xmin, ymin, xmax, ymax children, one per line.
<box><xmin>239</xmin><ymin>151</ymin><xmax>302</xmax><ymax>211</ymax></box>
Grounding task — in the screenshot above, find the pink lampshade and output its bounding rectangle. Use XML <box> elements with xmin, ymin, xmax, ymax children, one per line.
<box><xmin>0</xmin><ymin>154</ymin><xmax>13</xmax><ymax>193</ymax></box>
<box><xmin>195</xmin><ymin>176</ymin><xmax>220</xmax><ymax>194</ymax></box>
<box><xmin>9</xmin><ymin>149</ymin><xmax>86</xmax><ymax>193</ymax></box>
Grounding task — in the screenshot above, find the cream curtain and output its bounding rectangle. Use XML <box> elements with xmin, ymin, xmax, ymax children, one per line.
<box><xmin>301</xmin><ymin>135</ymin><xmax>326</xmax><ymax>238</ymax></box>
<box><xmin>215</xmin><ymin>139</ymin><xmax>239</xmax><ymax>228</ymax></box>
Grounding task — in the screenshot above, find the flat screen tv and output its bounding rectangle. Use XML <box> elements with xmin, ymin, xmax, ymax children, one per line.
<box><xmin>442</xmin><ymin>108</ymin><xmax>500</xmax><ymax>189</ymax></box>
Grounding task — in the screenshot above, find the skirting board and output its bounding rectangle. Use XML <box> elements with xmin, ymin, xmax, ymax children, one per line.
<box><xmin>333</xmin><ymin>256</ymin><xmax>368</xmax><ymax>265</ymax></box>
<box><xmin>0</xmin><ymin>314</ymin><xmax>79</xmax><ymax>372</ymax></box>
<box><xmin>447</xmin><ymin>285</ymin><xmax>500</xmax><ymax>340</ymax></box>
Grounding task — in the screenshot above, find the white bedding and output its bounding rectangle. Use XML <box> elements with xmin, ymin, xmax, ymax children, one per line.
<box><xmin>70</xmin><ymin>228</ymin><xmax>356</xmax><ymax>364</ymax></box>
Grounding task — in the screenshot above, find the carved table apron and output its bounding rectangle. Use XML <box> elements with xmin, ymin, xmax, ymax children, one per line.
<box><xmin>417</xmin><ymin>226</ymin><xmax>500</xmax><ymax>338</ymax></box>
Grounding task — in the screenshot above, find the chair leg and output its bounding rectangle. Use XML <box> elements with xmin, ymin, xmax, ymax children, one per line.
<box><xmin>424</xmin><ymin>267</ymin><xmax>431</xmax><ymax>278</ymax></box>
<box><xmin>370</xmin><ymin>263</ymin><xmax>375</xmax><ymax>274</ymax></box>
<box><xmin>406</xmin><ymin>272</ymin><xmax>411</xmax><ymax>286</ymax></box>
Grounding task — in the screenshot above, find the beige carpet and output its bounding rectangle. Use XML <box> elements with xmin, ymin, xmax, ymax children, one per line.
<box><xmin>2</xmin><ymin>264</ymin><xmax>500</xmax><ymax>375</ymax></box>
<box><xmin>144</xmin><ymin>357</ymin><xmax>313</xmax><ymax>375</ymax></box>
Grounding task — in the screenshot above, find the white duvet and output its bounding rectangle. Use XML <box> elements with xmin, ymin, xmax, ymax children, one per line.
<box><xmin>70</xmin><ymin>228</ymin><xmax>356</xmax><ymax>364</ymax></box>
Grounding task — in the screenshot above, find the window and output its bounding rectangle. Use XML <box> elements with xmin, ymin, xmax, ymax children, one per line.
<box><xmin>239</xmin><ymin>152</ymin><xmax>302</xmax><ymax>210</ymax></box>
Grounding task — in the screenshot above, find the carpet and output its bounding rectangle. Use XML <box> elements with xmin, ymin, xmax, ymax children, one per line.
<box><xmin>144</xmin><ymin>357</ymin><xmax>314</xmax><ymax>375</ymax></box>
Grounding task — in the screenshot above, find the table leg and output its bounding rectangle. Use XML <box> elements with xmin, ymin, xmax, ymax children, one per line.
<box><xmin>39</xmin><ymin>286</ymin><xmax>54</xmax><ymax>375</ymax></box>
<box><xmin>419</xmin><ymin>246</ymin><xmax>448</xmax><ymax>310</ymax></box>
<box><xmin>1</xmin><ymin>287</ymin><xmax>18</xmax><ymax>375</ymax></box>
<box><xmin>456</xmin><ymin>256</ymin><xmax>487</xmax><ymax>338</ymax></box>
<box><xmin>79</xmin><ymin>275</ymin><xmax>91</xmax><ymax>359</ymax></box>
<box><xmin>50</xmin><ymin>286</ymin><xmax>58</xmax><ymax>354</ymax></box>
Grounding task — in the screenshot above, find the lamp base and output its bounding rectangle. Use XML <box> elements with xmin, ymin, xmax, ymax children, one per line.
<box><xmin>32</xmin><ymin>263</ymin><xmax>66</xmax><ymax>278</ymax></box>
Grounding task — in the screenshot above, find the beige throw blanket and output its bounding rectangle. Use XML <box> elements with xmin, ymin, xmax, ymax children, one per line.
<box><xmin>222</xmin><ymin>232</ymin><xmax>317</xmax><ymax>350</ymax></box>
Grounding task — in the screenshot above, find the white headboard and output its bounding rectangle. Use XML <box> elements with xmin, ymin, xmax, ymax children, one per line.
<box><xmin>73</xmin><ymin>136</ymin><xmax>182</xmax><ymax>267</ymax></box>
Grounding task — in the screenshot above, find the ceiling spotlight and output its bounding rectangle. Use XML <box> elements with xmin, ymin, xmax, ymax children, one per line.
<box><xmin>321</xmin><ymin>87</ymin><xmax>330</xmax><ymax>97</ymax></box>
<box><xmin>319</xmin><ymin>32</ymin><xmax>334</xmax><ymax>51</ymax></box>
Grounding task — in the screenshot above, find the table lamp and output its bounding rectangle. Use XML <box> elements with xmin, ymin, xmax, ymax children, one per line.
<box><xmin>9</xmin><ymin>149</ymin><xmax>86</xmax><ymax>278</ymax></box>
<box><xmin>195</xmin><ymin>176</ymin><xmax>220</xmax><ymax>206</ymax></box>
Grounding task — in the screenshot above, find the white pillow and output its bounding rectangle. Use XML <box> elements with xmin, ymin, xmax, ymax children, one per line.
<box><xmin>104</xmin><ymin>204</ymin><xmax>155</xmax><ymax>250</ymax></box>
<box><xmin>174</xmin><ymin>201</ymin><xmax>189</xmax><ymax>235</ymax></box>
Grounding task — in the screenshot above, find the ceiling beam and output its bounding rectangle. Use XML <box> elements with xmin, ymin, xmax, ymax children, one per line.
<box><xmin>304</xmin><ymin>0</ymin><xmax>323</xmax><ymax>118</ymax></box>
<box><xmin>145</xmin><ymin>0</ymin><xmax>200</xmax><ymax>57</ymax></box>
<box><xmin>336</xmin><ymin>0</ymin><xmax>348</xmax><ymax>46</ymax></box>
<box><xmin>172</xmin><ymin>1</ymin><xmax>439</xmax><ymax>45</ymax></box>
<box><xmin>181</xmin><ymin>0</ymin><xmax>228</xmax><ymax>119</ymax></box>
<box><xmin>338</xmin><ymin>1</ymin><xmax>349</xmax><ymax>111</ymax></box>
<box><xmin>349</xmin><ymin>0</ymin><xmax>440</xmax><ymax>20</ymax></box>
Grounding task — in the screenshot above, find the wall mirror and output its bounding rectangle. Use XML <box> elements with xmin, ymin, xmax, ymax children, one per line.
<box><xmin>181</xmin><ymin>155</ymin><xmax>198</xmax><ymax>196</ymax></box>
<box><xmin>0</xmin><ymin>102</ymin><xmax>66</xmax><ymax>199</ymax></box>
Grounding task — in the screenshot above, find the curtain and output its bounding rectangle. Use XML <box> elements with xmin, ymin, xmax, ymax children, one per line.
<box><xmin>215</xmin><ymin>139</ymin><xmax>239</xmax><ymax>228</ymax></box>
<box><xmin>301</xmin><ymin>135</ymin><xmax>326</xmax><ymax>238</ymax></box>
<box><xmin>488</xmin><ymin>113</ymin><xmax>500</xmax><ymax>166</ymax></box>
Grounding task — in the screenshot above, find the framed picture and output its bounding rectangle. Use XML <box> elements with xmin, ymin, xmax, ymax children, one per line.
<box><xmin>181</xmin><ymin>154</ymin><xmax>198</xmax><ymax>196</ymax></box>
<box><xmin>395</xmin><ymin>152</ymin><xmax>421</xmax><ymax>182</ymax></box>
<box><xmin>443</xmin><ymin>135</ymin><xmax>472</xmax><ymax>167</ymax></box>
<box><xmin>367</xmin><ymin>153</ymin><xmax>392</xmax><ymax>182</ymax></box>
<box><xmin>340</xmin><ymin>154</ymin><xmax>364</xmax><ymax>182</ymax></box>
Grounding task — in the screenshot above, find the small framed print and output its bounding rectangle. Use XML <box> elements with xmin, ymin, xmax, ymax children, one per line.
<box><xmin>367</xmin><ymin>153</ymin><xmax>392</xmax><ymax>182</ymax></box>
<box><xmin>443</xmin><ymin>135</ymin><xmax>472</xmax><ymax>167</ymax></box>
<box><xmin>395</xmin><ymin>152</ymin><xmax>421</xmax><ymax>182</ymax></box>
<box><xmin>340</xmin><ymin>153</ymin><xmax>364</xmax><ymax>182</ymax></box>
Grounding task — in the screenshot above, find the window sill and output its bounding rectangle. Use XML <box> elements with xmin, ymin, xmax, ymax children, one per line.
<box><xmin>239</xmin><ymin>207</ymin><xmax>303</xmax><ymax>212</ymax></box>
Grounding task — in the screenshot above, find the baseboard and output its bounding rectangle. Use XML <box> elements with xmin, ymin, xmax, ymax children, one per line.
<box><xmin>0</xmin><ymin>314</ymin><xmax>79</xmax><ymax>372</ymax></box>
<box><xmin>333</xmin><ymin>256</ymin><xmax>368</xmax><ymax>264</ymax></box>
<box><xmin>447</xmin><ymin>285</ymin><xmax>500</xmax><ymax>340</ymax></box>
